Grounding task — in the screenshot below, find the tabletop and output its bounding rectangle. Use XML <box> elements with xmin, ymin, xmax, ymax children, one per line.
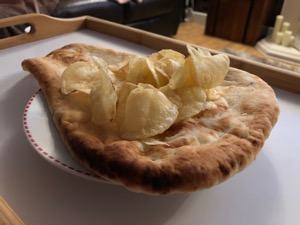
<box><xmin>0</xmin><ymin>29</ymin><xmax>300</xmax><ymax>225</ymax></box>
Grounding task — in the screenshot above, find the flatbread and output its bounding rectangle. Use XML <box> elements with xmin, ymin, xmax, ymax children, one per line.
<box><xmin>22</xmin><ymin>43</ymin><xmax>279</xmax><ymax>194</ymax></box>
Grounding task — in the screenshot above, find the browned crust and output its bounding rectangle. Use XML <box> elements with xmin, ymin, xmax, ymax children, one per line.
<box><xmin>22</xmin><ymin>43</ymin><xmax>280</xmax><ymax>194</ymax></box>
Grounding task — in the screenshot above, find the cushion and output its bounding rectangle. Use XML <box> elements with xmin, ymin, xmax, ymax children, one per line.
<box><xmin>53</xmin><ymin>0</ymin><xmax>124</xmax><ymax>23</ymax></box>
<box><xmin>124</xmin><ymin>0</ymin><xmax>174</xmax><ymax>24</ymax></box>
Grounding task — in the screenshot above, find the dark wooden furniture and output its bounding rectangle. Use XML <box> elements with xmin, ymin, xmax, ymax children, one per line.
<box><xmin>205</xmin><ymin>0</ymin><xmax>275</xmax><ymax>45</ymax></box>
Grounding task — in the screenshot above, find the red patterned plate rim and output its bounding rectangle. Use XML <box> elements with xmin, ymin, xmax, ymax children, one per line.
<box><xmin>23</xmin><ymin>90</ymin><xmax>107</xmax><ymax>182</ymax></box>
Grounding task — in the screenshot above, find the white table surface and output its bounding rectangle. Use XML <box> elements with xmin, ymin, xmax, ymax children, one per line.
<box><xmin>0</xmin><ymin>29</ymin><xmax>300</xmax><ymax>225</ymax></box>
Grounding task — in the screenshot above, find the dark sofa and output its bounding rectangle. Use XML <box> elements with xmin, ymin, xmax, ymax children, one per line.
<box><xmin>0</xmin><ymin>0</ymin><xmax>186</xmax><ymax>38</ymax></box>
<box><xmin>52</xmin><ymin>0</ymin><xmax>186</xmax><ymax>36</ymax></box>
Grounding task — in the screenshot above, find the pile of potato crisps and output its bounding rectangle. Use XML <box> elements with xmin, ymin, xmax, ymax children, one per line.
<box><xmin>60</xmin><ymin>45</ymin><xmax>230</xmax><ymax>140</ymax></box>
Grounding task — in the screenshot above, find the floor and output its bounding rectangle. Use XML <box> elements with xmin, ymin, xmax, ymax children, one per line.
<box><xmin>173</xmin><ymin>22</ymin><xmax>263</xmax><ymax>57</ymax></box>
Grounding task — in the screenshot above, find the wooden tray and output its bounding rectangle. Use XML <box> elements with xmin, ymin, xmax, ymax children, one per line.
<box><xmin>0</xmin><ymin>196</ymin><xmax>24</xmax><ymax>225</ymax></box>
<box><xmin>1</xmin><ymin>13</ymin><xmax>299</xmax><ymax>94</ymax></box>
<box><xmin>0</xmin><ymin>14</ymin><xmax>299</xmax><ymax>225</ymax></box>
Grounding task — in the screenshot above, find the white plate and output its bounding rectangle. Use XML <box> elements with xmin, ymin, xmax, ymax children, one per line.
<box><xmin>23</xmin><ymin>90</ymin><xmax>105</xmax><ymax>182</ymax></box>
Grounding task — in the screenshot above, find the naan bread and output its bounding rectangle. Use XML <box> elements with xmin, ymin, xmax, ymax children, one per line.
<box><xmin>22</xmin><ymin>43</ymin><xmax>279</xmax><ymax>194</ymax></box>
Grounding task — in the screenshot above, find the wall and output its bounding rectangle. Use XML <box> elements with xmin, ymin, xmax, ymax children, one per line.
<box><xmin>281</xmin><ymin>0</ymin><xmax>300</xmax><ymax>33</ymax></box>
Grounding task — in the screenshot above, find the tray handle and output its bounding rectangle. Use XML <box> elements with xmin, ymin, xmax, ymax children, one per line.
<box><xmin>0</xmin><ymin>14</ymin><xmax>86</xmax><ymax>49</ymax></box>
